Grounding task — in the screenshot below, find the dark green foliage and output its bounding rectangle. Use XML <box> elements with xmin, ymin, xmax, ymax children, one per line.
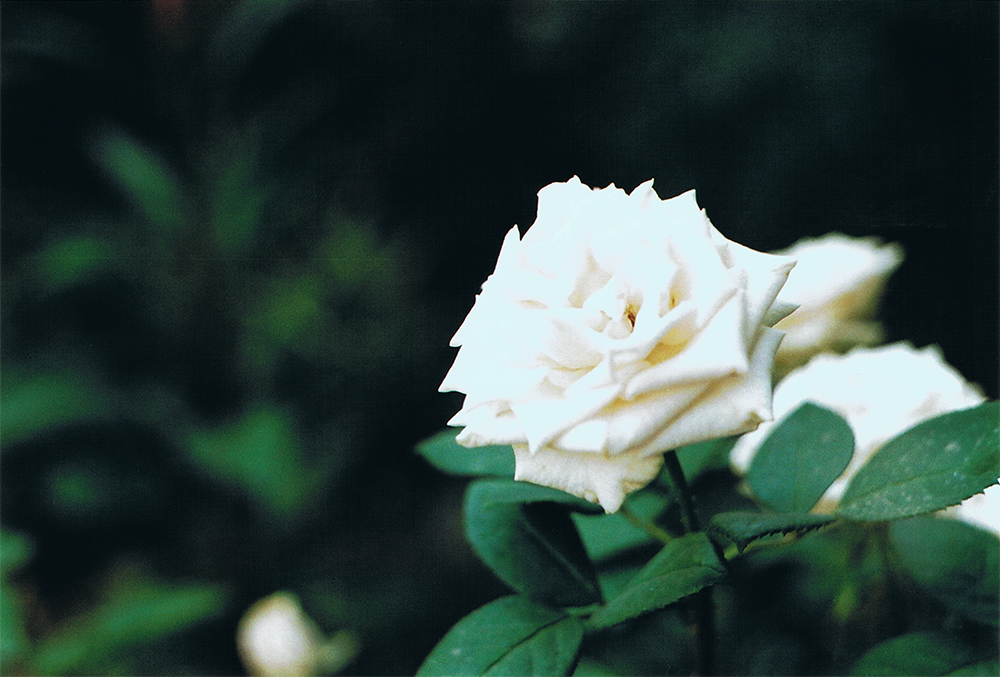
<box><xmin>588</xmin><ymin>533</ymin><xmax>725</xmax><ymax>629</ymax></box>
<box><xmin>748</xmin><ymin>403</ymin><xmax>854</xmax><ymax>513</ymax></box>
<box><xmin>890</xmin><ymin>516</ymin><xmax>999</xmax><ymax>627</ymax></box>
<box><xmin>850</xmin><ymin>632</ymin><xmax>983</xmax><ymax>677</ymax></box>
<box><xmin>464</xmin><ymin>479</ymin><xmax>603</xmax><ymax>608</ymax></box>
<box><xmin>571</xmin><ymin>491</ymin><xmax>668</xmax><ymax>562</ymax></box>
<box><xmin>416</xmin><ymin>429</ymin><xmax>516</xmax><ymax>477</ymax></box>
<box><xmin>837</xmin><ymin>403</ymin><xmax>1000</xmax><ymax>521</ymax></box>
<box><xmin>708</xmin><ymin>511</ymin><xmax>836</xmax><ymax>553</ymax></box>
<box><xmin>1</xmin><ymin>1</ymin><xmax>997</xmax><ymax>674</ymax></box>
<box><xmin>676</xmin><ymin>436</ymin><xmax>740</xmax><ymax>483</ymax></box>
<box><xmin>417</xmin><ymin>595</ymin><xmax>584</xmax><ymax>677</ymax></box>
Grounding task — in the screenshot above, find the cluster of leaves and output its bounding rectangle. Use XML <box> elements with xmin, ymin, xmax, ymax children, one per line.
<box><xmin>1</xmin><ymin>2</ymin><xmax>997</xmax><ymax>674</ymax></box>
<box><xmin>1</xmin><ymin>3</ymin><xmax>442</xmax><ymax>674</ymax></box>
<box><xmin>416</xmin><ymin>401</ymin><xmax>999</xmax><ymax>676</ymax></box>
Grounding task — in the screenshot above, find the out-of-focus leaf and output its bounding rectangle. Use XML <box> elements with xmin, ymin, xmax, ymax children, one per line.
<box><xmin>417</xmin><ymin>595</ymin><xmax>583</xmax><ymax>677</ymax></box>
<box><xmin>209</xmin><ymin>141</ymin><xmax>267</xmax><ymax>257</ymax></box>
<box><xmin>890</xmin><ymin>516</ymin><xmax>998</xmax><ymax>627</ymax></box>
<box><xmin>30</xmin><ymin>583</ymin><xmax>228</xmax><ymax>676</ymax></box>
<box><xmin>947</xmin><ymin>659</ymin><xmax>1000</xmax><ymax>676</ymax></box>
<box><xmin>32</xmin><ymin>236</ymin><xmax>123</xmax><ymax>292</ymax></box>
<box><xmin>676</xmin><ymin>435</ymin><xmax>739</xmax><ymax>483</ymax></box>
<box><xmin>0</xmin><ymin>531</ymin><xmax>34</xmax><ymax>575</ymax></box>
<box><xmin>571</xmin><ymin>491</ymin><xmax>667</xmax><ymax>562</ymax></box>
<box><xmin>185</xmin><ymin>406</ymin><xmax>323</xmax><ymax>523</ymax></box>
<box><xmin>0</xmin><ymin>580</ymin><xmax>29</xmax><ymax>669</ymax></box>
<box><xmin>588</xmin><ymin>533</ymin><xmax>725</xmax><ymax>629</ymax></box>
<box><xmin>90</xmin><ymin>128</ymin><xmax>187</xmax><ymax>236</ymax></box>
<box><xmin>416</xmin><ymin>429</ymin><xmax>515</xmax><ymax>477</ymax></box>
<box><xmin>1</xmin><ymin>531</ymin><xmax>34</xmax><ymax>666</ymax></box>
<box><xmin>850</xmin><ymin>632</ymin><xmax>980</xmax><ymax>676</ymax></box>
<box><xmin>464</xmin><ymin>479</ymin><xmax>603</xmax><ymax>608</ymax></box>
<box><xmin>0</xmin><ymin>369</ymin><xmax>115</xmax><ymax>448</ymax></box>
<box><xmin>42</xmin><ymin>458</ymin><xmax>167</xmax><ymax>530</ymax></box>
<box><xmin>837</xmin><ymin>402</ymin><xmax>1000</xmax><ymax>521</ymax></box>
<box><xmin>748</xmin><ymin>403</ymin><xmax>854</xmax><ymax>513</ymax></box>
<box><xmin>707</xmin><ymin>511</ymin><xmax>836</xmax><ymax>554</ymax></box>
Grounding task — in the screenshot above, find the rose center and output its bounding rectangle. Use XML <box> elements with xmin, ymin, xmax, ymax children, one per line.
<box><xmin>624</xmin><ymin>305</ymin><xmax>637</xmax><ymax>329</ymax></box>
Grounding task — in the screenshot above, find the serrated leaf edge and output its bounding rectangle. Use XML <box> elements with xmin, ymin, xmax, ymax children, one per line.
<box><xmin>707</xmin><ymin>512</ymin><xmax>836</xmax><ymax>553</ymax></box>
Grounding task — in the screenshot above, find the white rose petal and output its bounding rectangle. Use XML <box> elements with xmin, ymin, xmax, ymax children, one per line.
<box><xmin>771</xmin><ymin>233</ymin><xmax>903</xmax><ymax>373</ymax></box>
<box><xmin>441</xmin><ymin>177</ymin><xmax>795</xmax><ymax>512</ymax></box>
<box><xmin>730</xmin><ymin>342</ymin><xmax>986</xmax><ymax>512</ymax></box>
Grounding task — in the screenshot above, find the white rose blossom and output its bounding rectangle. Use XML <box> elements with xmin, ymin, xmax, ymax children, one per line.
<box><xmin>237</xmin><ymin>592</ymin><xmax>359</xmax><ymax>677</ymax></box>
<box><xmin>440</xmin><ymin>177</ymin><xmax>796</xmax><ymax>512</ymax></box>
<box><xmin>730</xmin><ymin>342</ymin><xmax>987</xmax><ymax>513</ymax></box>
<box><xmin>771</xmin><ymin>233</ymin><xmax>903</xmax><ymax>373</ymax></box>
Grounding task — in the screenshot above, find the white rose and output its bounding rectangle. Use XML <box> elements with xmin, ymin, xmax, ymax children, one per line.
<box><xmin>237</xmin><ymin>592</ymin><xmax>324</xmax><ymax>677</ymax></box>
<box><xmin>237</xmin><ymin>592</ymin><xmax>359</xmax><ymax>677</ymax></box>
<box><xmin>771</xmin><ymin>233</ymin><xmax>903</xmax><ymax>373</ymax></box>
<box><xmin>730</xmin><ymin>342</ymin><xmax>986</xmax><ymax>512</ymax></box>
<box><xmin>439</xmin><ymin>177</ymin><xmax>796</xmax><ymax>512</ymax></box>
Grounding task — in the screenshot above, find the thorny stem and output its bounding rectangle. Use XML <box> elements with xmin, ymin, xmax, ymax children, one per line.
<box><xmin>664</xmin><ymin>449</ymin><xmax>715</xmax><ymax>677</ymax></box>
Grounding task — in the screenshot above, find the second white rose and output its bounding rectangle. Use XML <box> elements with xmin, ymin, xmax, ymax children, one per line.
<box><xmin>729</xmin><ymin>342</ymin><xmax>987</xmax><ymax>512</ymax></box>
<box><xmin>440</xmin><ymin>177</ymin><xmax>796</xmax><ymax>512</ymax></box>
<box><xmin>771</xmin><ymin>233</ymin><xmax>903</xmax><ymax>373</ymax></box>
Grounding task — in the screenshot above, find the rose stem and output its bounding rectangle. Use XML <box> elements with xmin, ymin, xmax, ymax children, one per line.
<box><xmin>618</xmin><ymin>504</ymin><xmax>674</xmax><ymax>545</ymax></box>
<box><xmin>663</xmin><ymin>449</ymin><xmax>715</xmax><ymax>677</ymax></box>
<box><xmin>663</xmin><ymin>449</ymin><xmax>700</xmax><ymax>533</ymax></box>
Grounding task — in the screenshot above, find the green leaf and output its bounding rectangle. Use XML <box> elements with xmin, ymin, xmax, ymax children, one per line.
<box><xmin>464</xmin><ymin>479</ymin><xmax>603</xmax><ymax>608</ymax></box>
<box><xmin>850</xmin><ymin>632</ymin><xmax>980</xmax><ymax>676</ymax></box>
<box><xmin>676</xmin><ymin>436</ymin><xmax>739</xmax><ymax>483</ymax></box>
<box><xmin>30</xmin><ymin>583</ymin><xmax>227</xmax><ymax>676</ymax></box>
<box><xmin>748</xmin><ymin>403</ymin><xmax>854</xmax><ymax>513</ymax></box>
<box><xmin>1</xmin><ymin>531</ymin><xmax>34</xmax><ymax>575</ymax></box>
<box><xmin>707</xmin><ymin>511</ymin><xmax>836</xmax><ymax>553</ymax></box>
<box><xmin>33</xmin><ymin>236</ymin><xmax>123</xmax><ymax>293</ymax></box>
<box><xmin>90</xmin><ymin>128</ymin><xmax>188</xmax><ymax>236</ymax></box>
<box><xmin>837</xmin><ymin>402</ymin><xmax>1000</xmax><ymax>521</ymax></box>
<box><xmin>210</xmin><ymin>147</ymin><xmax>267</xmax><ymax>257</ymax></box>
<box><xmin>1</xmin><ymin>582</ymin><xmax>29</xmax><ymax>668</ymax></box>
<box><xmin>0</xmin><ymin>368</ymin><xmax>115</xmax><ymax>449</ymax></box>
<box><xmin>417</xmin><ymin>595</ymin><xmax>584</xmax><ymax>677</ymax></box>
<box><xmin>417</xmin><ymin>429</ymin><xmax>516</xmax><ymax>477</ymax></box>
<box><xmin>588</xmin><ymin>532</ymin><xmax>725</xmax><ymax>628</ymax></box>
<box><xmin>947</xmin><ymin>659</ymin><xmax>1000</xmax><ymax>676</ymax></box>
<box><xmin>890</xmin><ymin>516</ymin><xmax>998</xmax><ymax>626</ymax></box>
<box><xmin>1</xmin><ymin>532</ymin><xmax>33</xmax><ymax>667</ymax></box>
<box><xmin>185</xmin><ymin>406</ymin><xmax>327</xmax><ymax>524</ymax></box>
<box><xmin>572</xmin><ymin>491</ymin><xmax>668</xmax><ymax>562</ymax></box>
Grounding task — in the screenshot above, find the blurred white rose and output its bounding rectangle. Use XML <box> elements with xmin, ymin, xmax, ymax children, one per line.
<box><xmin>237</xmin><ymin>592</ymin><xmax>358</xmax><ymax>677</ymax></box>
<box><xmin>440</xmin><ymin>177</ymin><xmax>796</xmax><ymax>512</ymax></box>
<box><xmin>730</xmin><ymin>343</ymin><xmax>986</xmax><ymax>512</ymax></box>
<box><xmin>771</xmin><ymin>233</ymin><xmax>902</xmax><ymax>374</ymax></box>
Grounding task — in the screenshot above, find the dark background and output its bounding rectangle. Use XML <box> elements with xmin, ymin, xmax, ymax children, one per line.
<box><xmin>2</xmin><ymin>2</ymin><xmax>997</xmax><ymax>675</ymax></box>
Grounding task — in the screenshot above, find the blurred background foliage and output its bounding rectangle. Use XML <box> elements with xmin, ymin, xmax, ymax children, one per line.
<box><xmin>1</xmin><ymin>2</ymin><xmax>996</xmax><ymax>675</ymax></box>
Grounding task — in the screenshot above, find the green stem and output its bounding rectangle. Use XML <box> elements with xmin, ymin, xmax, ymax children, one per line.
<box><xmin>618</xmin><ymin>504</ymin><xmax>674</xmax><ymax>546</ymax></box>
<box><xmin>664</xmin><ymin>448</ymin><xmax>701</xmax><ymax>532</ymax></box>
<box><xmin>664</xmin><ymin>449</ymin><xmax>714</xmax><ymax>677</ymax></box>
